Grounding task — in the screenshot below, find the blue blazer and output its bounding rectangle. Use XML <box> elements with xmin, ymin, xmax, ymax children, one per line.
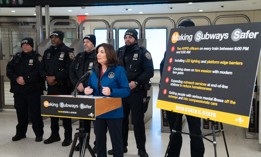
<box><xmin>87</xmin><ymin>65</ymin><xmax>130</xmax><ymax>119</ymax></box>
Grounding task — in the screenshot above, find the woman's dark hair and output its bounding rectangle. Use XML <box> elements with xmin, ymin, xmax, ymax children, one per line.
<box><xmin>96</xmin><ymin>43</ymin><xmax>119</xmax><ymax>67</ymax></box>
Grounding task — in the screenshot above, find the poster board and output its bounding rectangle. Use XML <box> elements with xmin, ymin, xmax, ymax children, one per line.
<box><xmin>157</xmin><ymin>23</ymin><xmax>261</xmax><ymax>128</ymax></box>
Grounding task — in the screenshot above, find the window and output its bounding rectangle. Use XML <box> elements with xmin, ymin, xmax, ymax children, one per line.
<box><xmin>94</xmin><ymin>29</ymin><xmax>115</xmax><ymax>46</ymax></box>
<box><xmin>95</xmin><ymin>28</ymin><xmax>167</xmax><ymax>69</ymax></box>
<box><xmin>145</xmin><ymin>28</ymin><xmax>167</xmax><ymax>69</ymax></box>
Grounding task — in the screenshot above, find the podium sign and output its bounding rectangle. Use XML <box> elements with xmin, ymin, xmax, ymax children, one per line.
<box><xmin>41</xmin><ymin>95</ymin><xmax>121</xmax><ymax>120</ymax></box>
<box><xmin>157</xmin><ymin>23</ymin><xmax>261</xmax><ymax>128</ymax></box>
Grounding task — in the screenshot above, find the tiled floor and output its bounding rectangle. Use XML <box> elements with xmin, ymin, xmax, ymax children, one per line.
<box><xmin>0</xmin><ymin>86</ymin><xmax>261</xmax><ymax>157</ymax></box>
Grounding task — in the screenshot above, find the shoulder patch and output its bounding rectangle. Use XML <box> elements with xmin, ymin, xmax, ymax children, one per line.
<box><xmin>145</xmin><ymin>52</ymin><xmax>152</xmax><ymax>60</ymax></box>
<box><xmin>38</xmin><ymin>56</ymin><xmax>43</xmax><ymax>62</ymax></box>
<box><xmin>69</xmin><ymin>52</ymin><xmax>75</xmax><ymax>60</ymax></box>
<box><xmin>15</xmin><ymin>52</ymin><xmax>22</xmax><ymax>57</ymax></box>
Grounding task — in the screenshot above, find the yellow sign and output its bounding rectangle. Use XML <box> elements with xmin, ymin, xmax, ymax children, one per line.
<box><xmin>157</xmin><ymin>100</ymin><xmax>249</xmax><ymax>128</ymax></box>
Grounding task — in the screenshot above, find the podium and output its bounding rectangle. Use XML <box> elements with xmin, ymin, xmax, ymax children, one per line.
<box><xmin>41</xmin><ymin>95</ymin><xmax>122</xmax><ymax>120</ymax></box>
<box><xmin>41</xmin><ymin>95</ymin><xmax>122</xmax><ymax>157</ymax></box>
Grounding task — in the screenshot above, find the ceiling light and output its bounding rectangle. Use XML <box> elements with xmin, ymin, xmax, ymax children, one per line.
<box><xmin>33</xmin><ymin>13</ymin><xmax>36</xmax><ymax>16</ymax></box>
<box><xmin>139</xmin><ymin>11</ymin><xmax>143</xmax><ymax>14</ymax></box>
<box><xmin>68</xmin><ymin>10</ymin><xmax>72</xmax><ymax>12</ymax></box>
<box><xmin>84</xmin><ymin>13</ymin><xmax>89</xmax><ymax>15</ymax></box>
<box><xmin>198</xmin><ymin>9</ymin><xmax>203</xmax><ymax>12</ymax></box>
<box><xmin>11</xmin><ymin>10</ymin><xmax>16</xmax><ymax>13</ymax></box>
<box><xmin>188</xmin><ymin>2</ymin><xmax>193</xmax><ymax>5</ymax></box>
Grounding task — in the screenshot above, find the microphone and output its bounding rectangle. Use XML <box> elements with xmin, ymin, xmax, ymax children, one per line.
<box><xmin>80</xmin><ymin>70</ymin><xmax>91</xmax><ymax>80</ymax></box>
<box><xmin>73</xmin><ymin>70</ymin><xmax>92</xmax><ymax>97</ymax></box>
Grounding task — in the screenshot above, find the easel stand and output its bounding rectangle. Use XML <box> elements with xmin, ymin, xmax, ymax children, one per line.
<box><xmin>203</xmin><ymin>121</ymin><xmax>229</xmax><ymax>157</ymax></box>
<box><xmin>164</xmin><ymin>116</ymin><xmax>229</xmax><ymax>157</ymax></box>
<box><xmin>69</xmin><ymin>124</ymin><xmax>96</xmax><ymax>157</ymax></box>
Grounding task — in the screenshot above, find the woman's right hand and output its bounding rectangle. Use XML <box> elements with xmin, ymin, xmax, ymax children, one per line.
<box><xmin>84</xmin><ymin>86</ymin><xmax>93</xmax><ymax>95</ymax></box>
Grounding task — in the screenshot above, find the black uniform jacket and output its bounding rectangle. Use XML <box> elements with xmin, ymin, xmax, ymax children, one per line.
<box><xmin>117</xmin><ymin>43</ymin><xmax>154</xmax><ymax>88</ymax></box>
<box><xmin>6</xmin><ymin>51</ymin><xmax>42</xmax><ymax>94</ymax></box>
<box><xmin>69</xmin><ymin>50</ymin><xmax>96</xmax><ymax>87</ymax></box>
<box><xmin>39</xmin><ymin>43</ymin><xmax>73</xmax><ymax>94</ymax></box>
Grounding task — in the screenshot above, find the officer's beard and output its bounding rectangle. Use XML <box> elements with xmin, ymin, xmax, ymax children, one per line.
<box><xmin>84</xmin><ymin>47</ymin><xmax>95</xmax><ymax>53</ymax></box>
<box><xmin>51</xmin><ymin>40</ymin><xmax>62</xmax><ymax>47</ymax></box>
<box><xmin>51</xmin><ymin>41</ymin><xmax>57</xmax><ymax>47</ymax></box>
<box><xmin>125</xmin><ymin>43</ymin><xmax>137</xmax><ymax>51</ymax></box>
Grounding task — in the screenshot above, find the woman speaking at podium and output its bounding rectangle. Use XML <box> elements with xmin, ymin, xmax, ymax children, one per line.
<box><xmin>84</xmin><ymin>43</ymin><xmax>130</xmax><ymax>157</ymax></box>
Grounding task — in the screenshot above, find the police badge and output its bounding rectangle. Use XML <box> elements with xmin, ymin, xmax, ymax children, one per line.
<box><xmin>133</xmin><ymin>53</ymin><xmax>139</xmax><ymax>60</ymax></box>
<box><xmin>29</xmin><ymin>59</ymin><xmax>34</xmax><ymax>66</ymax></box>
<box><xmin>59</xmin><ymin>52</ymin><xmax>65</xmax><ymax>60</ymax></box>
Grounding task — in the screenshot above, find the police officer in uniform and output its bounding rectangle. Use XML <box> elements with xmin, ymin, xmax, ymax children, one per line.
<box><xmin>108</xmin><ymin>29</ymin><xmax>154</xmax><ymax>157</ymax></box>
<box><xmin>40</xmin><ymin>31</ymin><xmax>74</xmax><ymax>146</ymax></box>
<box><xmin>6</xmin><ymin>37</ymin><xmax>44</xmax><ymax>142</ymax></box>
<box><xmin>160</xmin><ymin>19</ymin><xmax>205</xmax><ymax>157</ymax></box>
<box><xmin>69</xmin><ymin>34</ymin><xmax>96</xmax><ymax>151</ymax></box>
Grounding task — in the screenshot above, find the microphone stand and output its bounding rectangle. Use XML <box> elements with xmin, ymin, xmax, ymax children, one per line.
<box><xmin>73</xmin><ymin>72</ymin><xmax>90</xmax><ymax>97</ymax></box>
<box><xmin>69</xmin><ymin>72</ymin><xmax>96</xmax><ymax>157</ymax></box>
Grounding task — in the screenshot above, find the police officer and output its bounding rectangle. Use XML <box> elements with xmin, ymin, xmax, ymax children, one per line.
<box><xmin>160</xmin><ymin>19</ymin><xmax>205</xmax><ymax>157</ymax></box>
<box><xmin>108</xmin><ymin>29</ymin><xmax>154</xmax><ymax>157</ymax></box>
<box><xmin>40</xmin><ymin>30</ymin><xmax>74</xmax><ymax>146</ymax></box>
<box><xmin>6</xmin><ymin>37</ymin><xmax>44</xmax><ymax>142</ymax></box>
<box><xmin>69</xmin><ymin>34</ymin><xmax>96</xmax><ymax>151</ymax></box>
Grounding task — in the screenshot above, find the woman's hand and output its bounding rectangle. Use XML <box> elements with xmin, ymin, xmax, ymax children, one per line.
<box><xmin>84</xmin><ymin>86</ymin><xmax>93</xmax><ymax>95</ymax></box>
<box><xmin>102</xmin><ymin>87</ymin><xmax>111</xmax><ymax>96</ymax></box>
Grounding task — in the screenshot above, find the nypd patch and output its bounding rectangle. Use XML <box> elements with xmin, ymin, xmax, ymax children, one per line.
<box><xmin>145</xmin><ymin>52</ymin><xmax>152</xmax><ymax>60</ymax></box>
<box><xmin>38</xmin><ymin>56</ymin><xmax>42</xmax><ymax>62</ymax></box>
<box><xmin>47</xmin><ymin>53</ymin><xmax>51</xmax><ymax>59</ymax></box>
<box><xmin>69</xmin><ymin>52</ymin><xmax>75</xmax><ymax>60</ymax></box>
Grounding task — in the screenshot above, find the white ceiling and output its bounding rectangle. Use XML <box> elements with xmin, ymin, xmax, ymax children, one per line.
<box><xmin>0</xmin><ymin>0</ymin><xmax>260</xmax><ymax>16</ymax></box>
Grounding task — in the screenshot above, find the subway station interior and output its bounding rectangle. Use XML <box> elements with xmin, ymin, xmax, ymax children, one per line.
<box><xmin>1</xmin><ymin>0</ymin><xmax>261</xmax><ymax>156</ymax></box>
